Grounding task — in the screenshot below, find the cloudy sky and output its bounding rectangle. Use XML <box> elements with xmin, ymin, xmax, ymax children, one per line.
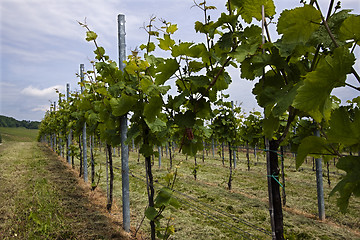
<box><xmin>0</xmin><ymin>0</ymin><xmax>359</xmax><ymax>121</ymax></box>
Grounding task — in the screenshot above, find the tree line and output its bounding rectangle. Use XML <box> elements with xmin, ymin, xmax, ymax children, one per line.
<box><xmin>0</xmin><ymin>115</ymin><xmax>41</xmax><ymax>129</ymax></box>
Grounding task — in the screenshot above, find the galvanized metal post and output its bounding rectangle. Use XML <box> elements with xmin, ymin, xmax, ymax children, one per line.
<box><xmin>211</xmin><ymin>138</ymin><xmax>215</xmax><ymax>158</ymax></box>
<box><xmin>66</xmin><ymin>83</ymin><xmax>72</xmax><ymax>165</ymax></box>
<box><xmin>118</xmin><ymin>14</ymin><xmax>130</xmax><ymax>232</ymax></box>
<box><xmin>59</xmin><ymin>94</ymin><xmax>63</xmax><ymax>158</ymax></box>
<box><xmin>315</xmin><ymin>129</ymin><xmax>325</xmax><ymax>220</ymax></box>
<box><xmin>80</xmin><ymin>64</ymin><xmax>88</xmax><ymax>182</ymax></box>
<box><xmin>50</xmin><ymin>103</ymin><xmax>54</xmax><ymax>150</ymax></box>
<box><xmin>158</xmin><ymin>146</ymin><xmax>161</xmax><ymax>168</ymax></box>
<box><xmin>54</xmin><ymin>102</ymin><xmax>57</xmax><ymax>152</ymax></box>
<box><xmin>231</xmin><ymin>101</ymin><xmax>236</xmax><ymax>168</ymax></box>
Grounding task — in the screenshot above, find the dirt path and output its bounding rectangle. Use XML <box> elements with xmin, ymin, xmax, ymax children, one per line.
<box><xmin>0</xmin><ymin>141</ymin><xmax>131</xmax><ymax>239</ymax></box>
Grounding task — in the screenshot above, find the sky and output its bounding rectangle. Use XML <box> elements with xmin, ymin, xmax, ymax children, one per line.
<box><xmin>0</xmin><ymin>0</ymin><xmax>359</xmax><ymax>121</ymax></box>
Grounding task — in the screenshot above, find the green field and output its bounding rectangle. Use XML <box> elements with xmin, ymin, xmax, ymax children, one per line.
<box><xmin>0</xmin><ymin>127</ymin><xmax>38</xmax><ymax>142</ymax></box>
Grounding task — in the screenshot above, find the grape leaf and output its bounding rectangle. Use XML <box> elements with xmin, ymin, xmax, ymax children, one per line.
<box><xmin>145</xmin><ymin>118</ymin><xmax>167</xmax><ymax>133</ymax></box>
<box><xmin>293</xmin><ymin>47</ymin><xmax>355</xmax><ymax>122</ymax></box>
<box><xmin>166</xmin><ymin>24</ymin><xmax>178</xmax><ymax>34</ymax></box>
<box><xmin>86</xmin><ymin>31</ymin><xmax>98</xmax><ymax>41</ymax></box>
<box><xmin>158</xmin><ymin>34</ymin><xmax>175</xmax><ymax>50</ymax></box>
<box><xmin>340</xmin><ymin>15</ymin><xmax>360</xmax><ymax>45</ymax></box>
<box><xmin>110</xmin><ymin>95</ymin><xmax>137</xmax><ymax>117</ymax></box>
<box><xmin>171</xmin><ymin>42</ymin><xmax>194</xmax><ymax>57</ymax></box>
<box><xmin>310</xmin><ymin>10</ymin><xmax>352</xmax><ymax>48</ymax></box>
<box><xmin>327</xmin><ymin>107</ymin><xmax>360</xmax><ymax>146</ymax></box>
<box><xmin>144</xmin><ymin>96</ymin><xmax>163</xmax><ymax>122</ymax></box>
<box><xmin>231</xmin><ymin>25</ymin><xmax>262</xmax><ymax>62</ymax></box>
<box><xmin>145</xmin><ymin>206</ymin><xmax>158</xmax><ymax>221</ymax></box>
<box><xmin>174</xmin><ymin>110</ymin><xmax>196</xmax><ymax>128</ymax></box>
<box><xmin>154</xmin><ymin>187</ymin><xmax>172</xmax><ymax>208</ymax></box>
<box><xmin>330</xmin><ymin>156</ymin><xmax>360</xmax><ymax>213</ymax></box>
<box><xmin>277</xmin><ymin>5</ymin><xmax>321</xmax><ymax>44</ymax></box>
<box><xmin>231</xmin><ymin>0</ymin><xmax>276</xmax><ymax>23</ymax></box>
<box><xmin>140</xmin><ymin>42</ymin><xmax>156</xmax><ymax>52</ymax></box>
<box><xmin>296</xmin><ymin>136</ymin><xmax>329</xmax><ymax>169</ymax></box>
<box><xmin>263</xmin><ymin>114</ymin><xmax>279</xmax><ymax>139</ymax></box>
<box><xmin>155</xmin><ymin>59</ymin><xmax>179</xmax><ymax>85</ymax></box>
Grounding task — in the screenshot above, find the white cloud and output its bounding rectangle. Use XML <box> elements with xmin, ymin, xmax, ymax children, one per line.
<box><xmin>21</xmin><ymin>85</ymin><xmax>64</xmax><ymax>98</ymax></box>
<box><xmin>31</xmin><ymin>105</ymin><xmax>51</xmax><ymax>112</ymax></box>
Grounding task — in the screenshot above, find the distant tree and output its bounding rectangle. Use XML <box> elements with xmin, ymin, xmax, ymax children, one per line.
<box><xmin>0</xmin><ymin>115</ymin><xmax>40</xmax><ymax>129</ymax></box>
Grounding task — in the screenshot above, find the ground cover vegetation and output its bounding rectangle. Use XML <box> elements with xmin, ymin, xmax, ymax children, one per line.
<box><xmin>0</xmin><ymin>128</ymin><xmax>130</xmax><ymax>239</ymax></box>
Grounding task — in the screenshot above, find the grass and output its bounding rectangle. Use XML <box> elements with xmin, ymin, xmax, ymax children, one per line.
<box><xmin>4</xmin><ymin>126</ymin><xmax>358</xmax><ymax>239</ymax></box>
<box><xmin>0</xmin><ymin>127</ymin><xmax>38</xmax><ymax>142</ymax></box>
<box><xmin>79</xmin><ymin>145</ymin><xmax>360</xmax><ymax>240</ymax></box>
<box><xmin>0</xmin><ymin>129</ymin><xmax>129</xmax><ymax>240</ymax></box>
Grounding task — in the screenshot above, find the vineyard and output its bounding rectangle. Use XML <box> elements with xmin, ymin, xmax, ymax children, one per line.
<box><xmin>6</xmin><ymin>0</ymin><xmax>360</xmax><ymax>239</ymax></box>
<box><xmin>73</xmin><ymin>143</ymin><xmax>360</xmax><ymax>239</ymax></box>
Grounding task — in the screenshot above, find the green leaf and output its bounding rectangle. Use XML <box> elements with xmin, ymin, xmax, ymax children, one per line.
<box><xmin>293</xmin><ymin>47</ymin><xmax>355</xmax><ymax>122</ymax></box>
<box><xmin>213</xmin><ymin>71</ymin><xmax>231</xmax><ymax>91</ymax></box>
<box><xmin>110</xmin><ymin>95</ymin><xmax>137</xmax><ymax>117</ymax></box>
<box><xmin>171</xmin><ymin>42</ymin><xmax>194</xmax><ymax>57</ymax></box>
<box><xmin>145</xmin><ymin>207</ymin><xmax>158</xmax><ymax>221</ymax></box>
<box><xmin>140</xmin><ymin>144</ymin><xmax>155</xmax><ymax>157</ymax></box>
<box><xmin>94</xmin><ymin>47</ymin><xmax>105</xmax><ymax>60</ymax></box>
<box><xmin>140</xmin><ymin>42</ymin><xmax>156</xmax><ymax>52</ymax></box>
<box><xmin>145</xmin><ymin>118</ymin><xmax>167</xmax><ymax>133</ymax></box>
<box><xmin>262</xmin><ymin>114</ymin><xmax>279</xmax><ymax>139</ymax></box>
<box><xmin>86</xmin><ymin>111</ymin><xmax>99</xmax><ymax>126</ymax></box>
<box><xmin>158</xmin><ymin>34</ymin><xmax>175</xmax><ymax>50</ymax></box>
<box><xmin>96</xmin><ymin>87</ymin><xmax>108</xmax><ymax>96</ymax></box>
<box><xmin>86</xmin><ymin>31</ymin><xmax>98</xmax><ymax>41</ymax></box>
<box><xmin>188</xmin><ymin>76</ymin><xmax>209</xmax><ymax>87</ymax></box>
<box><xmin>174</xmin><ymin>110</ymin><xmax>196</xmax><ymax>128</ymax></box>
<box><xmin>155</xmin><ymin>58</ymin><xmax>179</xmax><ymax>85</ymax></box>
<box><xmin>272</xmin><ymin>84</ymin><xmax>300</xmax><ymax>117</ymax></box>
<box><xmin>154</xmin><ymin>187</ymin><xmax>172</xmax><ymax>208</ymax></box>
<box><xmin>218</xmin><ymin>32</ymin><xmax>234</xmax><ymax>50</ymax></box>
<box><xmin>277</xmin><ymin>5</ymin><xmax>322</xmax><ymax>44</ymax></box>
<box><xmin>166</xmin><ymin>24</ymin><xmax>178</xmax><ymax>34</ymax></box>
<box><xmin>164</xmin><ymin>172</ymin><xmax>174</xmax><ymax>185</ymax></box>
<box><xmin>188</xmin><ymin>61</ymin><xmax>205</xmax><ymax>73</ymax></box>
<box><xmin>296</xmin><ymin>136</ymin><xmax>329</xmax><ymax>169</ymax></box>
<box><xmin>181</xmin><ymin>137</ymin><xmax>203</xmax><ymax>156</ymax></box>
<box><xmin>188</xmin><ymin>43</ymin><xmax>208</xmax><ymax>59</ymax></box>
<box><xmin>340</xmin><ymin>15</ymin><xmax>360</xmax><ymax>45</ymax></box>
<box><xmin>231</xmin><ymin>0</ymin><xmax>276</xmax><ymax>23</ymax></box>
<box><xmin>144</xmin><ymin>96</ymin><xmax>163</xmax><ymax>122</ymax></box>
<box><xmin>327</xmin><ymin>107</ymin><xmax>360</xmax><ymax>146</ymax></box>
<box><xmin>330</xmin><ymin>156</ymin><xmax>360</xmax><ymax>213</ymax></box>
<box><xmin>169</xmin><ymin>197</ymin><xmax>180</xmax><ymax>209</ymax></box>
<box><xmin>310</xmin><ymin>10</ymin><xmax>352</xmax><ymax>48</ymax></box>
